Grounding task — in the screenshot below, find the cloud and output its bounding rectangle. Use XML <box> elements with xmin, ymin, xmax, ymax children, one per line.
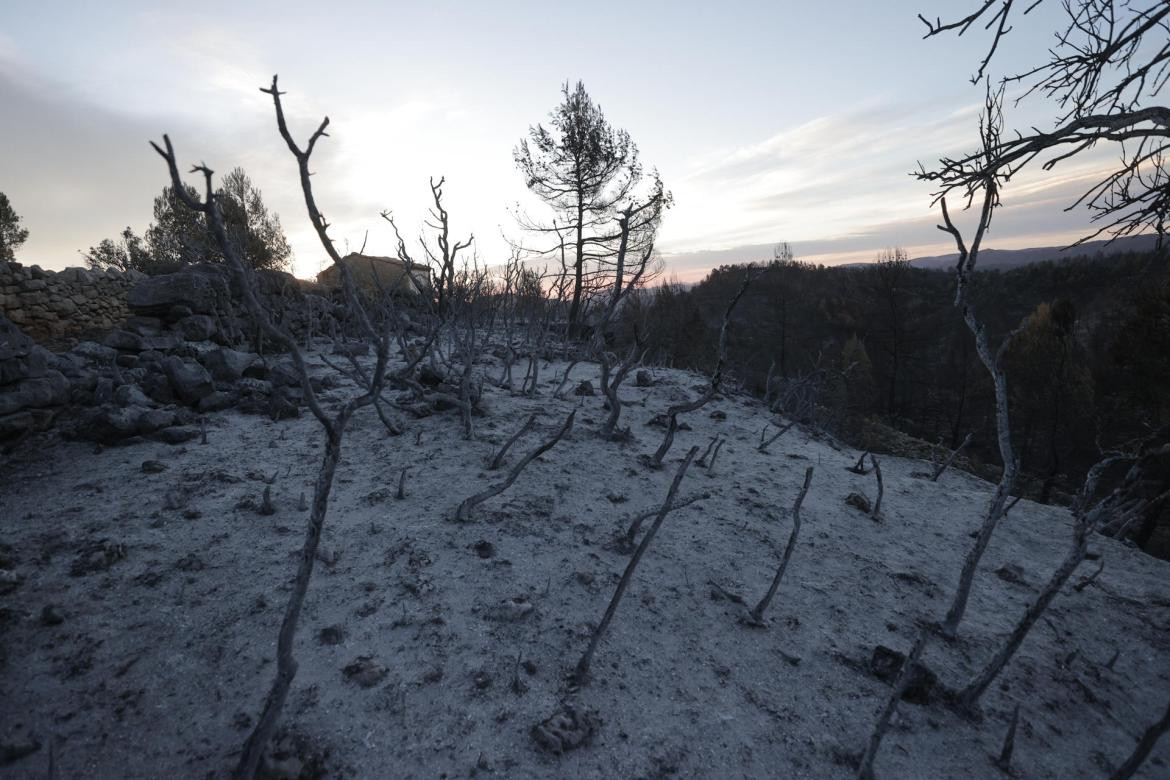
<box><xmin>653</xmin><ymin>93</ymin><xmax>1123</xmax><ymax>280</ymax></box>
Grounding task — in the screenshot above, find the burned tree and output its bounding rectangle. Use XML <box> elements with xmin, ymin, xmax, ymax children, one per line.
<box><xmin>927</xmin><ymin>89</ymin><xmax>1022</xmax><ymax>639</ymax></box>
<box><xmin>919</xmin><ymin>1</ymin><xmax>1170</xmax><ymax>243</ymax></box>
<box><xmin>744</xmin><ymin>466</ymin><xmax>814</xmax><ymax>627</ymax></box>
<box><xmin>150</xmin><ymin>74</ymin><xmax>401</xmax><ymax>779</ymax></box>
<box><xmin>572</xmin><ymin>446</ymin><xmax>698</xmax><ymax>684</ymax></box>
<box><xmin>650</xmin><ymin>266</ymin><xmax>761</xmax><ymax>467</ymax></box>
<box><xmin>957</xmin><ymin>442</ymin><xmax>1170</xmax><ymax>709</ymax></box>
<box><xmin>454</xmin><ymin>410</ymin><xmax>575</xmax><ymax>522</ymax></box>
<box><xmin>514</xmin><ymin>81</ymin><xmax>667</xmax><ymax>337</ymax></box>
<box><xmin>382</xmin><ymin>176</ymin><xmax>473</xmax><ymax>317</ymax></box>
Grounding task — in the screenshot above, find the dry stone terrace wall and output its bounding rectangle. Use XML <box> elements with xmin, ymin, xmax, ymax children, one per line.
<box><xmin>0</xmin><ymin>261</ymin><xmax>140</xmax><ymax>345</ymax></box>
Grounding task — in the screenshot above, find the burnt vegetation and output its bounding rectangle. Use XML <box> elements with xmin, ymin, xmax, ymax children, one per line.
<box><xmin>2</xmin><ymin>2</ymin><xmax>1169</xmax><ymax>778</ymax></box>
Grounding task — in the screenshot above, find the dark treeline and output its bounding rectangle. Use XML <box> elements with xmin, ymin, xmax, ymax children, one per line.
<box><xmin>611</xmin><ymin>247</ymin><xmax>1170</xmax><ymax>503</ymax></box>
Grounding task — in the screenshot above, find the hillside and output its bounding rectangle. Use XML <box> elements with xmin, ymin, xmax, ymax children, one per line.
<box><xmin>2</xmin><ymin>353</ymin><xmax>1168</xmax><ymax>778</ymax></box>
<box><xmin>909</xmin><ymin>234</ymin><xmax>1161</xmax><ymax>271</ymax></box>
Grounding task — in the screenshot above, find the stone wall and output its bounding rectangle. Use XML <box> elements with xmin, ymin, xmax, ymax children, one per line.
<box><xmin>0</xmin><ymin>261</ymin><xmax>142</xmax><ymax>345</ymax></box>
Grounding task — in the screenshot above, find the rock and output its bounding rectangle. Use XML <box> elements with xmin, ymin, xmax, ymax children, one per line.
<box><xmin>267</xmin><ymin>360</ymin><xmax>301</xmax><ymax>388</ymax></box>
<box><xmin>0</xmin><ymin>346</ymin><xmax>45</xmax><ymax>384</ymax></box>
<box><xmin>139</xmin><ymin>371</ymin><xmax>175</xmax><ymax>405</ymax></box>
<box><xmin>174</xmin><ymin>314</ymin><xmax>215</xmax><ymax>342</ymax></box>
<box><xmin>140</xmin><ymin>408</ymin><xmax>182</xmax><ymax>432</ymax></box>
<box><xmin>574</xmin><ymin>380</ymin><xmax>595</xmax><ymax>396</ymax></box>
<box><xmin>0</xmin><ymin>568</ymin><xmax>22</xmax><ymax>594</ymax></box>
<box><xmin>531</xmin><ymin>706</ymin><xmax>598</xmax><ymax>754</ymax></box>
<box><xmin>163</xmin><ymin>356</ymin><xmax>213</xmax><ymax>403</ymax></box>
<box><xmin>635</xmin><ymin>369</ymin><xmax>653</xmax><ymax>387</ymax></box>
<box><xmin>199</xmin><ymin>348</ymin><xmax>259</xmax><ymax>382</ymax></box>
<box><xmin>140</xmin><ymin>333</ymin><xmax>183</xmax><ymax>352</ymax></box>
<box><xmin>333</xmin><ymin>339</ymin><xmax>369</xmax><ymax>358</ymax></box>
<box><xmin>94</xmin><ymin>377</ymin><xmax>115</xmax><ymax>405</ymax></box>
<box><xmin>342</xmin><ymin>656</ymin><xmax>387</xmax><ymax>688</ymax></box>
<box><xmin>845</xmin><ymin>492</ymin><xmax>872</xmax><ymax>513</ymax></box>
<box><xmin>318</xmin><ymin>626</ymin><xmax>346</xmax><ymax>645</ymax></box>
<box><xmin>267</xmin><ymin>387</ymin><xmax>300</xmax><ymax>420</ymax></box>
<box><xmin>236</xmin><ymin>377</ymin><xmax>272</xmax><ymax>395</ymax></box>
<box><xmin>102</xmin><ymin>329</ymin><xmax>145</xmax><ymax>352</ymax></box>
<box><xmin>113</xmin><ymin>383</ymin><xmax>154</xmax><ymax>408</ymax></box>
<box><xmin>868</xmin><ymin>644</ymin><xmax>938</xmax><ymax>704</ymax></box>
<box><xmin>0</xmin><ymin>371</ymin><xmax>69</xmax><ymax>415</ymax></box>
<box><xmin>73</xmin><ymin>405</ymin><xmax>149</xmax><ymax>442</ymax></box>
<box><xmin>70</xmin><ymin>340</ymin><xmax>118</xmax><ymax>365</ymax></box>
<box><xmin>995</xmin><ymin>564</ymin><xmax>1027</xmax><ymax>585</ymax></box>
<box><xmin>0</xmin><ymin>411</ymin><xmax>33</xmax><ymax>440</ymax></box>
<box><xmin>124</xmin><ymin>315</ymin><xmax>164</xmax><ymax>335</ymax></box>
<box><xmin>69</xmin><ymin>540</ymin><xmax>127</xmax><ymax>577</ymax></box>
<box><xmin>127</xmin><ymin>266</ymin><xmax>229</xmax><ymax>316</ymax></box>
<box><xmin>152</xmin><ymin>426</ymin><xmax>200</xmax><ymax>444</ymax></box>
<box><xmin>418</xmin><ymin>364</ymin><xmax>444</xmax><ymax>387</ymax></box>
<box><xmin>40</xmin><ymin>605</ymin><xmax>64</xmax><ymax>626</ymax></box>
<box><xmin>197</xmin><ymin>390</ymin><xmax>237</xmax><ymax>412</ymax></box>
<box><xmin>485</xmin><ymin>597</ymin><xmax>534</xmax><ymax>622</ymax></box>
<box><xmin>0</xmin><ymin>315</ymin><xmax>34</xmax><ymax>362</ymax></box>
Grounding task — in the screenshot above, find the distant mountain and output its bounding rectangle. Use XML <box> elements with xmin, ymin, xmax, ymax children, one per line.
<box><xmin>910</xmin><ymin>233</ymin><xmax>1161</xmax><ymax>270</ymax></box>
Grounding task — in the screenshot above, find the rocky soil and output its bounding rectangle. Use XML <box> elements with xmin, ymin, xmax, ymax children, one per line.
<box><xmin>2</xmin><ymin>348</ymin><xmax>1168</xmax><ymax>778</ymax></box>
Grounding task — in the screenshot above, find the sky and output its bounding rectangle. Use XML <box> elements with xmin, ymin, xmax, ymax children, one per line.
<box><xmin>0</xmin><ymin>0</ymin><xmax>1115</xmax><ymax>281</ymax></box>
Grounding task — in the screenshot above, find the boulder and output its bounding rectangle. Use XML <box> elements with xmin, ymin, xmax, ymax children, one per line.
<box><xmin>102</xmin><ymin>330</ymin><xmax>146</xmax><ymax>352</ymax></box>
<box><xmin>197</xmin><ymin>390</ymin><xmax>237</xmax><ymax>412</ymax></box>
<box><xmin>70</xmin><ymin>341</ymin><xmax>118</xmax><ymax>365</ymax></box>
<box><xmin>868</xmin><ymin>645</ymin><xmax>938</xmax><ymax>704</ymax></box>
<box><xmin>140</xmin><ymin>371</ymin><xmax>176</xmax><ymax>405</ymax></box>
<box><xmin>0</xmin><ymin>346</ymin><xmax>45</xmax><ymax>385</ymax></box>
<box><xmin>151</xmin><ymin>426</ymin><xmax>200</xmax><ymax>444</ymax></box>
<box><xmin>0</xmin><ymin>315</ymin><xmax>33</xmax><ymax>362</ymax></box>
<box><xmin>113</xmin><ymin>383</ymin><xmax>155</xmax><ymax>408</ymax></box>
<box><xmin>127</xmin><ymin>265</ymin><xmax>230</xmax><ymax>316</ymax></box>
<box><xmin>199</xmin><ymin>348</ymin><xmax>259</xmax><ymax>382</ymax></box>
<box><xmin>163</xmin><ymin>356</ymin><xmax>213</xmax><ymax>403</ymax></box>
<box><xmin>175</xmin><ymin>314</ymin><xmax>215</xmax><ymax>342</ymax></box>
<box><xmin>267</xmin><ymin>360</ymin><xmax>302</xmax><ymax>388</ymax></box>
<box><xmin>74</xmin><ymin>405</ymin><xmax>150</xmax><ymax>443</ymax></box>
<box><xmin>0</xmin><ymin>410</ymin><xmax>34</xmax><ymax>440</ymax></box>
<box><xmin>0</xmin><ymin>371</ymin><xmax>69</xmax><ymax>416</ymax></box>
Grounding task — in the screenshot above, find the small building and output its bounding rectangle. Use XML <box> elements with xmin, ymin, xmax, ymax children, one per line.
<box><xmin>316</xmin><ymin>254</ymin><xmax>432</xmax><ymax>298</ymax></box>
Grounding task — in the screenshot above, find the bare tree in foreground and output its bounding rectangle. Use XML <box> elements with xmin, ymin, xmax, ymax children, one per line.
<box><xmin>573</xmin><ymin>446</ymin><xmax>698</xmax><ymax>684</ymax></box>
<box><xmin>957</xmin><ymin>444</ymin><xmax>1170</xmax><ymax>709</ymax></box>
<box><xmin>744</xmin><ymin>466</ymin><xmax>813</xmax><ymax>626</ymax></box>
<box><xmin>151</xmin><ymin>74</ymin><xmax>401</xmax><ymax>779</ymax></box>
<box><xmin>931</xmin><ymin>89</ymin><xmax>1021</xmax><ymax>639</ymax></box>
<box><xmin>919</xmin><ymin>1</ymin><xmax>1170</xmax><ymax>244</ymax></box>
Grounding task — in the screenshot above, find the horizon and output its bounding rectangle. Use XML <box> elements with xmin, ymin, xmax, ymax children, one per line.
<box><xmin>1</xmin><ymin>1</ymin><xmax>1116</xmax><ymax>281</ymax></box>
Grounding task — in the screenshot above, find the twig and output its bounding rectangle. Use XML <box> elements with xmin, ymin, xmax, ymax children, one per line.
<box><xmin>745</xmin><ymin>467</ymin><xmax>814</xmax><ymax>626</ymax></box>
<box><xmin>489</xmin><ymin>414</ymin><xmax>536</xmax><ymax>470</ymax></box>
<box><xmin>455</xmin><ymin>410</ymin><xmax>575</xmax><ymax>521</ymax></box>
<box><xmin>994</xmin><ymin>704</ymin><xmax>1021</xmax><ymax>772</ymax></box>
<box><xmin>855</xmin><ymin>625</ymin><xmax>932</xmax><ymax>779</ymax></box>
<box><xmin>573</xmin><ymin>446</ymin><xmax>698</xmax><ymax>684</ymax></box>
<box><xmin>932</xmin><ymin>432</ymin><xmax>973</xmax><ymax>481</ymax></box>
